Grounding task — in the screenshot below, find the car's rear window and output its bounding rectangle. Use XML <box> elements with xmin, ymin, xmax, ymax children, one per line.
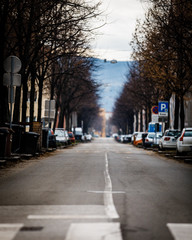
<box><xmin>148</xmin><ymin>134</ymin><xmax>155</xmax><ymax>138</ymax></box>
<box><xmin>55</xmin><ymin>130</ymin><xmax>64</xmax><ymax>137</ymax></box>
<box><xmin>166</xmin><ymin>131</ymin><xmax>180</xmax><ymax>136</ymax></box>
<box><xmin>184</xmin><ymin>130</ymin><xmax>192</xmax><ymax>137</ymax></box>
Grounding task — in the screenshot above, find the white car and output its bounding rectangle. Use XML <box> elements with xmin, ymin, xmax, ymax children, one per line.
<box><xmin>176</xmin><ymin>128</ymin><xmax>192</xmax><ymax>155</ymax></box>
<box><xmin>153</xmin><ymin>132</ymin><xmax>162</xmax><ymax>146</ymax></box>
<box><xmin>144</xmin><ymin>133</ymin><xmax>155</xmax><ymax>147</ymax></box>
<box><xmin>131</xmin><ymin>132</ymin><xmax>139</xmax><ymax>144</ymax></box>
<box><xmin>159</xmin><ymin>129</ymin><xmax>181</xmax><ymax>150</ymax></box>
<box><xmin>82</xmin><ymin>134</ymin><xmax>92</xmax><ymax>142</ymax></box>
<box><xmin>55</xmin><ymin>128</ymin><xmax>68</xmax><ymax>145</ymax></box>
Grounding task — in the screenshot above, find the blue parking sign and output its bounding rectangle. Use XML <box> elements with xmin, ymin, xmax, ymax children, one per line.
<box><xmin>158</xmin><ymin>101</ymin><xmax>168</xmax><ymax>116</ymax></box>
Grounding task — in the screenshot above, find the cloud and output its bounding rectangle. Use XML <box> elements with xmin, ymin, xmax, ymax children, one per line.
<box><xmin>91</xmin><ymin>0</ymin><xmax>147</xmax><ymax>61</ymax></box>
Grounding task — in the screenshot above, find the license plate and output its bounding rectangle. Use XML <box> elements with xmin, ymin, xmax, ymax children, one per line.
<box><xmin>172</xmin><ymin>139</ymin><xmax>176</xmax><ymax>142</ymax></box>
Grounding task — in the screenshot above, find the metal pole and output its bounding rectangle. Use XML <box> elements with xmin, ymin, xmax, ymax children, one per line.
<box><xmin>46</xmin><ymin>100</ymin><xmax>51</xmax><ymax>149</ymax></box>
<box><xmin>10</xmin><ymin>57</ymin><xmax>14</xmax><ymax>129</ymax></box>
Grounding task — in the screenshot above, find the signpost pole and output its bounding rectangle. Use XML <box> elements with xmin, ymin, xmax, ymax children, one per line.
<box><xmin>10</xmin><ymin>57</ymin><xmax>14</xmax><ymax>129</ymax></box>
<box><xmin>3</xmin><ymin>56</ymin><xmax>22</xmax><ymax>129</ymax></box>
<box><xmin>46</xmin><ymin>100</ymin><xmax>51</xmax><ymax>150</ymax></box>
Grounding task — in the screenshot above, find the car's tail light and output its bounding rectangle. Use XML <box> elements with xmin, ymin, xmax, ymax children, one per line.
<box><xmin>145</xmin><ymin>139</ymin><xmax>149</xmax><ymax>142</ymax></box>
<box><xmin>179</xmin><ymin>131</ymin><xmax>185</xmax><ymax>141</ymax></box>
<box><xmin>164</xmin><ymin>137</ymin><xmax>170</xmax><ymax>141</ymax></box>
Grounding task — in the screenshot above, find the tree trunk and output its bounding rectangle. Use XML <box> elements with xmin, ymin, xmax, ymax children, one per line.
<box><xmin>22</xmin><ymin>75</ymin><xmax>28</xmax><ymax>123</ymax></box>
<box><xmin>53</xmin><ymin>101</ymin><xmax>59</xmax><ymax>131</ymax></box>
<box><xmin>145</xmin><ymin>107</ymin><xmax>148</xmax><ymax>132</ymax></box>
<box><xmin>13</xmin><ymin>86</ymin><xmax>21</xmax><ymax>123</ymax></box>
<box><xmin>140</xmin><ymin>110</ymin><xmax>143</xmax><ymax>132</ymax></box>
<box><xmin>180</xmin><ymin>95</ymin><xmax>185</xmax><ymax>130</ymax></box>
<box><xmin>135</xmin><ymin>111</ymin><xmax>138</xmax><ymax>131</ymax></box>
<box><xmin>58</xmin><ymin>104</ymin><xmax>65</xmax><ymax>128</ymax></box>
<box><xmin>174</xmin><ymin>94</ymin><xmax>179</xmax><ymax>129</ymax></box>
<box><xmin>37</xmin><ymin>76</ymin><xmax>43</xmax><ymax>122</ymax></box>
<box><xmin>148</xmin><ymin>104</ymin><xmax>151</xmax><ymax>124</ymax></box>
<box><xmin>30</xmin><ymin>67</ymin><xmax>36</xmax><ymax>131</ymax></box>
<box><xmin>0</xmin><ymin>1</ymin><xmax>9</xmax><ymax>123</ymax></box>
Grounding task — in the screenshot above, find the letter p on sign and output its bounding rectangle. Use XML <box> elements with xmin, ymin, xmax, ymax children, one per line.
<box><xmin>161</xmin><ymin>104</ymin><xmax>166</xmax><ymax>111</ymax></box>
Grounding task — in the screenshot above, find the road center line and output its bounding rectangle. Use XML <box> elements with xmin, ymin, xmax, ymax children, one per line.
<box><xmin>104</xmin><ymin>152</ymin><xmax>119</xmax><ymax>219</ymax></box>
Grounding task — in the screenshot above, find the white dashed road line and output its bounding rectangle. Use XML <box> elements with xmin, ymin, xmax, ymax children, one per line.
<box><xmin>104</xmin><ymin>152</ymin><xmax>120</xmax><ymax>219</ymax></box>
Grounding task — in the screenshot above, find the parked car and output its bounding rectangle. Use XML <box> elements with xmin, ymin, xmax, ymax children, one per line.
<box><xmin>42</xmin><ymin>128</ymin><xmax>56</xmax><ymax>148</ymax></box>
<box><xmin>131</xmin><ymin>132</ymin><xmax>139</xmax><ymax>144</ymax></box>
<box><xmin>112</xmin><ymin>133</ymin><xmax>118</xmax><ymax>138</ymax></box>
<box><xmin>73</xmin><ymin>127</ymin><xmax>83</xmax><ymax>140</ymax></box>
<box><xmin>82</xmin><ymin>133</ymin><xmax>92</xmax><ymax>142</ymax></box>
<box><xmin>159</xmin><ymin>129</ymin><xmax>181</xmax><ymax>150</ymax></box>
<box><xmin>153</xmin><ymin>132</ymin><xmax>163</xmax><ymax>146</ymax></box>
<box><xmin>68</xmin><ymin>132</ymin><xmax>75</xmax><ymax>144</ymax></box>
<box><xmin>55</xmin><ymin>128</ymin><xmax>68</xmax><ymax>145</ymax></box>
<box><xmin>119</xmin><ymin>135</ymin><xmax>125</xmax><ymax>143</ymax></box>
<box><xmin>134</xmin><ymin>132</ymin><xmax>146</xmax><ymax>146</ymax></box>
<box><xmin>176</xmin><ymin>128</ymin><xmax>192</xmax><ymax>155</ymax></box>
<box><xmin>144</xmin><ymin>133</ymin><xmax>155</xmax><ymax>148</ymax></box>
<box><xmin>48</xmin><ymin>129</ymin><xmax>57</xmax><ymax>148</ymax></box>
<box><xmin>122</xmin><ymin>134</ymin><xmax>132</xmax><ymax>143</ymax></box>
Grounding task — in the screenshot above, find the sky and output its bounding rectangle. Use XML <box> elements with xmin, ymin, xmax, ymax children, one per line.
<box><xmin>92</xmin><ymin>0</ymin><xmax>147</xmax><ymax>61</ymax></box>
<box><xmin>93</xmin><ymin>59</ymin><xmax>128</xmax><ymax>112</ymax></box>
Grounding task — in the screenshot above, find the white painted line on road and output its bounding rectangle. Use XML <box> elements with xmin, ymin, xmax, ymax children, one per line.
<box><xmin>104</xmin><ymin>152</ymin><xmax>119</xmax><ymax>219</ymax></box>
<box><xmin>87</xmin><ymin>190</ymin><xmax>125</xmax><ymax>194</ymax></box>
<box><xmin>65</xmin><ymin>222</ymin><xmax>123</xmax><ymax>240</ymax></box>
<box><xmin>28</xmin><ymin>215</ymin><xmax>108</xmax><ymax>220</ymax></box>
<box><xmin>0</xmin><ymin>224</ymin><xmax>23</xmax><ymax>240</ymax></box>
<box><xmin>167</xmin><ymin>223</ymin><xmax>192</xmax><ymax>240</ymax></box>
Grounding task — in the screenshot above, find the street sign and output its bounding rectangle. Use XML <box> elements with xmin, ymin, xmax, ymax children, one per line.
<box><xmin>3</xmin><ymin>73</ymin><xmax>21</xmax><ymax>86</ymax></box>
<box><xmin>152</xmin><ymin>106</ymin><xmax>158</xmax><ymax>115</ymax></box>
<box><xmin>4</xmin><ymin>56</ymin><xmax>22</xmax><ymax>73</ymax></box>
<box><xmin>44</xmin><ymin>100</ymin><xmax>55</xmax><ymax>120</ymax></box>
<box><xmin>158</xmin><ymin>101</ymin><xmax>168</xmax><ymax>117</ymax></box>
<box><xmin>45</xmin><ymin>100</ymin><xmax>55</xmax><ymax>110</ymax></box>
<box><xmin>3</xmin><ymin>55</ymin><xmax>22</xmax><ymax>129</ymax></box>
<box><xmin>152</xmin><ymin>114</ymin><xmax>159</xmax><ymax>123</ymax></box>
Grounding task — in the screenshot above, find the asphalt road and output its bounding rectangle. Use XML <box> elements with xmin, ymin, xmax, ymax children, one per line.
<box><xmin>0</xmin><ymin>138</ymin><xmax>192</xmax><ymax>240</ymax></box>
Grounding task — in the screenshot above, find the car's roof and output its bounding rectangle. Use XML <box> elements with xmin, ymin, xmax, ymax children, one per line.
<box><xmin>165</xmin><ymin>129</ymin><xmax>180</xmax><ymax>132</ymax></box>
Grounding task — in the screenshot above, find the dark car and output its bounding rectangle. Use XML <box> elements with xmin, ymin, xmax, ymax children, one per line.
<box><xmin>68</xmin><ymin>132</ymin><xmax>75</xmax><ymax>144</ymax></box>
<box><xmin>42</xmin><ymin>129</ymin><xmax>57</xmax><ymax>148</ymax></box>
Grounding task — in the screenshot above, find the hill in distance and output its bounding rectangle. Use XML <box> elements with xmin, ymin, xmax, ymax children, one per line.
<box><xmin>92</xmin><ymin>58</ymin><xmax>130</xmax><ymax>112</ymax></box>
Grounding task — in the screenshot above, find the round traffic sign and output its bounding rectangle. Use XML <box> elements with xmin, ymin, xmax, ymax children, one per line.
<box><xmin>152</xmin><ymin>106</ymin><xmax>158</xmax><ymax>114</ymax></box>
<box><xmin>4</xmin><ymin>56</ymin><xmax>22</xmax><ymax>73</ymax></box>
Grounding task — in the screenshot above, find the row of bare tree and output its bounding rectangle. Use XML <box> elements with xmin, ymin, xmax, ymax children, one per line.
<box><xmin>0</xmin><ymin>0</ymin><xmax>102</xmax><ymax>131</ymax></box>
<box><xmin>112</xmin><ymin>0</ymin><xmax>192</xmax><ymax>133</ymax></box>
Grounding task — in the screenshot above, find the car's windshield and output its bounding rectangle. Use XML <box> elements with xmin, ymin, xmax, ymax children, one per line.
<box><xmin>75</xmin><ymin>131</ymin><xmax>82</xmax><ymax>135</ymax></box>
